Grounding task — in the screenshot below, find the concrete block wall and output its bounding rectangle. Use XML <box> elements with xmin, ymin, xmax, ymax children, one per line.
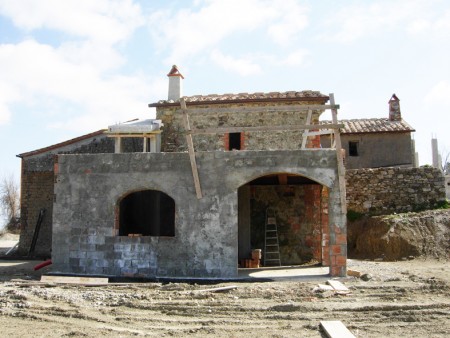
<box><xmin>52</xmin><ymin>149</ymin><xmax>345</xmax><ymax>278</ymax></box>
<box><xmin>346</xmin><ymin>166</ymin><xmax>446</xmax><ymax>215</ymax></box>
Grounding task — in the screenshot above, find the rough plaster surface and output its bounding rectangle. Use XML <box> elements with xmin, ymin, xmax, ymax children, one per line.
<box><xmin>52</xmin><ymin>149</ymin><xmax>345</xmax><ymax>278</ymax></box>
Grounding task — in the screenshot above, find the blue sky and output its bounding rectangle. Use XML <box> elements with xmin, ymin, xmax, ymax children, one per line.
<box><xmin>1</xmin><ymin>0</ymin><xmax>450</xmax><ymax>182</ymax></box>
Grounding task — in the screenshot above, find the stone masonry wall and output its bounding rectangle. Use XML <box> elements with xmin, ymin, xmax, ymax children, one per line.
<box><xmin>156</xmin><ymin>102</ymin><xmax>324</xmax><ymax>152</ymax></box>
<box><xmin>18</xmin><ymin>134</ymin><xmax>144</xmax><ymax>256</ymax></box>
<box><xmin>346</xmin><ymin>167</ymin><xmax>446</xmax><ymax>216</ymax></box>
<box><xmin>249</xmin><ymin>184</ymin><xmax>325</xmax><ymax>265</ymax></box>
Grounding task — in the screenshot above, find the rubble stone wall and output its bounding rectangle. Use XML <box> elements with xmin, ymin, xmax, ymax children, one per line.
<box><xmin>346</xmin><ymin>167</ymin><xmax>446</xmax><ymax>215</ymax></box>
<box><xmin>156</xmin><ymin>102</ymin><xmax>324</xmax><ymax>152</ymax></box>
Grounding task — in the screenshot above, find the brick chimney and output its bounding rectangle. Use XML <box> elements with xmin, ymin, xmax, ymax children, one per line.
<box><xmin>167</xmin><ymin>65</ymin><xmax>184</xmax><ymax>101</ymax></box>
<box><xmin>388</xmin><ymin>94</ymin><xmax>401</xmax><ymax>121</ymax></box>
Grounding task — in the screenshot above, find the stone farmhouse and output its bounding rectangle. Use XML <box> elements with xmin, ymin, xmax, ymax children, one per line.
<box><xmin>17</xmin><ymin>66</ymin><xmax>348</xmax><ymax>278</ymax></box>
<box><xmin>321</xmin><ymin>94</ymin><xmax>416</xmax><ymax>169</ymax></box>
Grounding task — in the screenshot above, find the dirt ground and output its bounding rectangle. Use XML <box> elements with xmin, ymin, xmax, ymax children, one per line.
<box><xmin>0</xmin><ymin>248</ymin><xmax>448</xmax><ymax>338</ymax></box>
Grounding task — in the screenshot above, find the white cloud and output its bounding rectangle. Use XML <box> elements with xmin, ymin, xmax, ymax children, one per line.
<box><xmin>321</xmin><ymin>0</ymin><xmax>450</xmax><ymax>43</ymax></box>
<box><xmin>280</xmin><ymin>49</ymin><xmax>309</xmax><ymax>67</ymax></box>
<box><xmin>0</xmin><ymin>39</ymin><xmax>155</xmax><ymax>132</ymax></box>
<box><xmin>148</xmin><ymin>0</ymin><xmax>308</xmax><ymax>63</ymax></box>
<box><xmin>211</xmin><ymin>49</ymin><xmax>261</xmax><ymax>76</ymax></box>
<box><xmin>0</xmin><ymin>0</ymin><xmax>144</xmax><ymax>44</ymax></box>
<box><xmin>424</xmin><ymin>80</ymin><xmax>450</xmax><ymax>105</ymax></box>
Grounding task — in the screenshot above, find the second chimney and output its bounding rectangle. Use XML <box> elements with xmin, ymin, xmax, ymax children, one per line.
<box><xmin>167</xmin><ymin>65</ymin><xmax>184</xmax><ymax>101</ymax></box>
<box><xmin>388</xmin><ymin>94</ymin><xmax>401</xmax><ymax>121</ymax></box>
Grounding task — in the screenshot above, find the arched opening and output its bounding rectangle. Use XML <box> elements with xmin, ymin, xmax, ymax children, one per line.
<box><xmin>118</xmin><ymin>190</ymin><xmax>175</xmax><ymax>237</ymax></box>
<box><xmin>238</xmin><ymin>173</ymin><xmax>328</xmax><ymax>268</ymax></box>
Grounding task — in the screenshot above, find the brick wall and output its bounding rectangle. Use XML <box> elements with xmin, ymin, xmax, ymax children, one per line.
<box><xmin>346</xmin><ymin>167</ymin><xmax>446</xmax><ymax>215</ymax></box>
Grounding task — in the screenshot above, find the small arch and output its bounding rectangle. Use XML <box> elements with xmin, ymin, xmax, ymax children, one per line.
<box><xmin>117</xmin><ymin>190</ymin><xmax>175</xmax><ymax>237</ymax></box>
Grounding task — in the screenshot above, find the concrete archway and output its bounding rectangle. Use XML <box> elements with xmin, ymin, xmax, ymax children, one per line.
<box><xmin>238</xmin><ymin>172</ymin><xmax>329</xmax><ymax>268</ymax></box>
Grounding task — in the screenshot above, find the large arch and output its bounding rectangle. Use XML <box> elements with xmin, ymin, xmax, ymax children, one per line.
<box><xmin>116</xmin><ymin>189</ymin><xmax>176</xmax><ymax>237</ymax></box>
<box><xmin>238</xmin><ymin>172</ymin><xmax>329</xmax><ymax>268</ymax></box>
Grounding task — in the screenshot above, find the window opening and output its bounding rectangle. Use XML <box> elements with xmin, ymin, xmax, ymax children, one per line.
<box><xmin>119</xmin><ymin>190</ymin><xmax>175</xmax><ymax>236</ymax></box>
<box><xmin>229</xmin><ymin>132</ymin><xmax>241</xmax><ymax>150</ymax></box>
<box><xmin>349</xmin><ymin>141</ymin><xmax>359</xmax><ymax>156</ymax></box>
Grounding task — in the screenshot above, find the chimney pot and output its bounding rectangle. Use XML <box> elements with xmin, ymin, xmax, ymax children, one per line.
<box><xmin>167</xmin><ymin>65</ymin><xmax>184</xmax><ymax>101</ymax></box>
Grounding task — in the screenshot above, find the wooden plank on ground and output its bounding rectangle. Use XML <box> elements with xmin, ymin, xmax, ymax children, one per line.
<box><xmin>193</xmin><ymin>285</ymin><xmax>238</xmax><ymax>293</ymax></box>
<box><xmin>41</xmin><ymin>275</ymin><xmax>109</xmax><ymax>285</ymax></box>
<box><xmin>326</xmin><ymin>280</ymin><xmax>349</xmax><ymax>292</ymax></box>
<box><xmin>320</xmin><ymin>321</ymin><xmax>356</xmax><ymax>338</ymax></box>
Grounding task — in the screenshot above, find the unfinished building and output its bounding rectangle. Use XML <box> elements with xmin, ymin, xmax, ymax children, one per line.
<box><xmin>19</xmin><ymin>66</ymin><xmax>348</xmax><ymax>278</ymax></box>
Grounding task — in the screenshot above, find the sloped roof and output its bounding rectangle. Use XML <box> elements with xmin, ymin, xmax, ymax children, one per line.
<box><xmin>321</xmin><ymin>118</ymin><xmax>415</xmax><ymax>134</ymax></box>
<box><xmin>149</xmin><ymin>91</ymin><xmax>329</xmax><ymax>107</ymax></box>
<box><xmin>17</xmin><ymin>129</ymin><xmax>107</xmax><ymax>158</ymax></box>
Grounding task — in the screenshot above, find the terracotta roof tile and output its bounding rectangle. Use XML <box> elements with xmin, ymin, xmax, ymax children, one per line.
<box><xmin>150</xmin><ymin>91</ymin><xmax>328</xmax><ymax>106</ymax></box>
<box><xmin>321</xmin><ymin>118</ymin><xmax>415</xmax><ymax>134</ymax></box>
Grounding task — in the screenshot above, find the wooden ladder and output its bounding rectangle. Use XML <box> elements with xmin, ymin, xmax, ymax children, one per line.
<box><xmin>264</xmin><ymin>208</ymin><xmax>281</xmax><ymax>267</ymax></box>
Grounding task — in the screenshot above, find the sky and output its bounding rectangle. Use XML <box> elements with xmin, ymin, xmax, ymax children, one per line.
<box><xmin>1</xmin><ymin>0</ymin><xmax>450</xmax><ymax>182</ymax></box>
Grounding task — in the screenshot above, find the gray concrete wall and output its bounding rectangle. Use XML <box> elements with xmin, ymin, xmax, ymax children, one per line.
<box><xmin>321</xmin><ymin>132</ymin><xmax>413</xmax><ymax>169</ymax></box>
<box><xmin>52</xmin><ymin>149</ymin><xmax>344</xmax><ymax>278</ymax></box>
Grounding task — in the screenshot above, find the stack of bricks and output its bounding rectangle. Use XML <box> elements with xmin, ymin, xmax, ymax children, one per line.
<box><xmin>241</xmin><ymin>249</ymin><xmax>261</xmax><ymax>268</ymax></box>
<box><xmin>329</xmin><ymin>224</ymin><xmax>347</xmax><ymax>276</ymax></box>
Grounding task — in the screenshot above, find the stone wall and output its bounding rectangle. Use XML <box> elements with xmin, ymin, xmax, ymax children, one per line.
<box><xmin>51</xmin><ymin>149</ymin><xmax>346</xmax><ymax>278</ymax></box>
<box><xmin>156</xmin><ymin>102</ymin><xmax>324</xmax><ymax>152</ymax></box>
<box><xmin>346</xmin><ymin>167</ymin><xmax>446</xmax><ymax>215</ymax></box>
<box><xmin>18</xmin><ymin>134</ymin><xmax>144</xmax><ymax>256</ymax></box>
<box><xmin>248</xmin><ymin>185</ymin><xmax>326</xmax><ymax>265</ymax></box>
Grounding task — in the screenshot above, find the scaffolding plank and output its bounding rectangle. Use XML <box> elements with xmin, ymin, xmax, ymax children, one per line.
<box><xmin>187</xmin><ymin>123</ymin><xmax>343</xmax><ymax>135</ymax></box>
<box><xmin>181</xmin><ymin>98</ymin><xmax>203</xmax><ymax>199</ymax></box>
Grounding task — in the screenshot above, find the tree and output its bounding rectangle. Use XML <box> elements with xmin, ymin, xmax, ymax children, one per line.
<box><xmin>0</xmin><ymin>174</ymin><xmax>20</xmax><ymax>232</ymax></box>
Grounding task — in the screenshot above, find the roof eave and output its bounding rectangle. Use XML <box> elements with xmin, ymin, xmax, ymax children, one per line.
<box><xmin>17</xmin><ymin>129</ymin><xmax>107</xmax><ymax>158</ymax></box>
<box><xmin>149</xmin><ymin>96</ymin><xmax>329</xmax><ymax>108</ymax></box>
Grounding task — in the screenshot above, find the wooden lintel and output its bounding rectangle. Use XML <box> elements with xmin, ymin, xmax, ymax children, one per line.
<box><xmin>278</xmin><ymin>174</ymin><xmax>288</xmax><ymax>185</ymax></box>
<box><xmin>106</xmin><ymin>132</ymin><xmax>161</xmax><ymax>137</ymax></box>
<box><xmin>175</xmin><ymin>104</ymin><xmax>339</xmax><ymax>115</ymax></box>
<box><xmin>181</xmin><ymin>98</ymin><xmax>203</xmax><ymax>199</ymax></box>
<box><xmin>187</xmin><ymin>123</ymin><xmax>343</xmax><ymax>135</ymax></box>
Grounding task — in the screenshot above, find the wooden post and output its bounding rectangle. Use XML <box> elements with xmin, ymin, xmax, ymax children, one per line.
<box><xmin>114</xmin><ymin>137</ymin><xmax>122</xmax><ymax>153</ymax></box>
<box><xmin>330</xmin><ymin>93</ymin><xmax>347</xmax><ymax>214</ymax></box>
<box><xmin>181</xmin><ymin>98</ymin><xmax>203</xmax><ymax>199</ymax></box>
<box><xmin>301</xmin><ymin>109</ymin><xmax>313</xmax><ymax>149</ymax></box>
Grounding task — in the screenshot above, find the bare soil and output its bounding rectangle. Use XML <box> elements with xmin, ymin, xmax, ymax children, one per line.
<box><xmin>0</xmin><ymin>256</ymin><xmax>448</xmax><ymax>338</ymax></box>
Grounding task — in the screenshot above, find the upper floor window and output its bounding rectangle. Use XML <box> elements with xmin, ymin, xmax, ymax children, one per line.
<box><xmin>349</xmin><ymin>141</ymin><xmax>359</xmax><ymax>156</ymax></box>
<box><xmin>229</xmin><ymin>132</ymin><xmax>242</xmax><ymax>150</ymax></box>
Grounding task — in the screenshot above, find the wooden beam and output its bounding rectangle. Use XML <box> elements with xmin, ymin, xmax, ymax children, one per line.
<box><xmin>330</xmin><ymin>93</ymin><xmax>347</xmax><ymax>214</ymax></box>
<box><xmin>301</xmin><ymin>110</ymin><xmax>313</xmax><ymax>149</ymax></box>
<box><xmin>41</xmin><ymin>275</ymin><xmax>109</xmax><ymax>285</ymax></box>
<box><xmin>320</xmin><ymin>321</ymin><xmax>356</xmax><ymax>338</ymax></box>
<box><xmin>278</xmin><ymin>174</ymin><xmax>288</xmax><ymax>185</ymax></box>
<box><xmin>303</xmin><ymin>130</ymin><xmax>334</xmax><ymax>137</ymax></box>
<box><xmin>174</xmin><ymin>104</ymin><xmax>339</xmax><ymax>115</ymax></box>
<box><xmin>187</xmin><ymin>123</ymin><xmax>343</xmax><ymax>135</ymax></box>
<box><xmin>181</xmin><ymin>98</ymin><xmax>203</xmax><ymax>199</ymax></box>
<box><xmin>106</xmin><ymin>131</ymin><xmax>161</xmax><ymax>137</ymax></box>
